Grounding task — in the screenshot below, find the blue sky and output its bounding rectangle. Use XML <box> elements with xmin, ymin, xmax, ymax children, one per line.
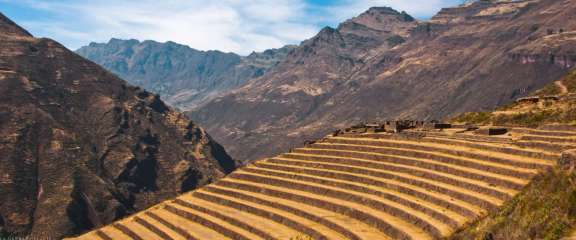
<box><xmin>0</xmin><ymin>0</ymin><xmax>462</xmax><ymax>55</ymax></box>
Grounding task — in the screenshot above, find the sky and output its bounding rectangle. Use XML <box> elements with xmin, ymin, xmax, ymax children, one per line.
<box><xmin>0</xmin><ymin>0</ymin><xmax>462</xmax><ymax>55</ymax></box>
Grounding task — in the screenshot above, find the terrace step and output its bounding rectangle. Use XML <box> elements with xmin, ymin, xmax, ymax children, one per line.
<box><xmin>264</xmin><ymin>156</ymin><xmax>502</xmax><ymax>209</ymax></box>
<box><xmin>75</xmin><ymin>230</ymin><xmax>112</xmax><ymax>240</ymax></box>
<box><xmin>511</xmin><ymin>127</ymin><xmax>576</xmax><ymax>137</ymax></box>
<box><xmin>147</xmin><ymin>207</ymin><xmax>229</xmax><ymax>239</ymax></box>
<box><xmin>227</xmin><ymin>170</ymin><xmax>454</xmax><ymax>239</ymax></box>
<box><xmin>328</xmin><ymin>137</ymin><xmax>555</xmax><ymax>169</ymax></box>
<box><xmin>516</xmin><ymin>140</ymin><xmax>575</xmax><ymax>152</ymax></box>
<box><xmin>420</xmin><ymin>137</ymin><xmax>558</xmax><ymax>161</ymax></box>
<box><xmin>297</xmin><ymin>146</ymin><xmax>529</xmax><ymax>189</ymax></box>
<box><xmin>144</xmin><ymin>211</ymin><xmax>200</xmax><ymax>240</ymax></box>
<box><xmin>94</xmin><ymin>230</ymin><xmax>113</xmax><ymax>240</ymax></box>
<box><xmin>179</xmin><ymin>194</ymin><xmax>303</xmax><ymax>239</ymax></box>
<box><xmin>214</xmin><ymin>177</ymin><xmax>419</xmax><ymax>239</ymax></box>
<box><xmin>279</xmin><ymin>153</ymin><xmax>517</xmax><ymax>201</ymax></box>
<box><xmin>133</xmin><ymin>216</ymin><xmax>177</xmax><ymax>240</ymax></box>
<box><xmin>162</xmin><ymin>203</ymin><xmax>256</xmax><ymax>240</ymax></box>
<box><xmin>112</xmin><ymin>223</ymin><xmax>144</xmax><ymax>240</ymax></box>
<box><xmin>170</xmin><ymin>199</ymin><xmax>275</xmax><ymax>240</ymax></box>
<box><xmin>190</xmin><ymin>191</ymin><xmax>329</xmax><ymax>239</ymax></box>
<box><xmin>97</xmin><ymin>225</ymin><xmax>132</xmax><ymax>240</ymax></box>
<box><xmin>118</xmin><ymin>218</ymin><xmax>162</xmax><ymax>240</ymax></box>
<box><xmin>421</xmin><ymin>131</ymin><xmax>513</xmax><ymax>144</ymax></box>
<box><xmin>173</xmin><ymin>194</ymin><xmax>339</xmax><ymax>240</ymax></box>
<box><xmin>202</xmin><ymin>184</ymin><xmax>364</xmax><ymax>240</ymax></box>
<box><xmin>210</xmin><ymin>180</ymin><xmax>394</xmax><ymax>240</ymax></box>
<box><xmin>539</xmin><ymin>124</ymin><xmax>576</xmax><ymax>132</ymax></box>
<box><xmin>361</xmin><ymin>131</ymin><xmax>558</xmax><ymax>161</ymax></box>
<box><xmin>135</xmin><ymin>214</ymin><xmax>186</xmax><ymax>240</ymax></box>
<box><xmin>520</xmin><ymin>134</ymin><xmax>576</xmax><ymax>143</ymax></box>
<box><xmin>253</xmin><ymin>161</ymin><xmax>483</xmax><ymax>218</ymax></box>
<box><xmin>242</xmin><ymin>165</ymin><xmax>466</xmax><ymax>227</ymax></box>
<box><xmin>310</xmin><ymin>142</ymin><xmax>537</xmax><ymax>179</ymax></box>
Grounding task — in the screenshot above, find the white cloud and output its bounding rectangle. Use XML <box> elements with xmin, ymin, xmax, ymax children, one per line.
<box><xmin>4</xmin><ymin>0</ymin><xmax>462</xmax><ymax>54</ymax></box>
<box><xmin>8</xmin><ymin>0</ymin><xmax>317</xmax><ymax>54</ymax></box>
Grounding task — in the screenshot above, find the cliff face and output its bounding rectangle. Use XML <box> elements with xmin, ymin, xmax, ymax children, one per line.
<box><xmin>0</xmin><ymin>14</ymin><xmax>237</xmax><ymax>239</ymax></box>
<box><xmin>189</xmin><ymin>0</ymin><xmax>576</xmax><ymax>161</ymax></box>
<box><xmin>76</xmin><ymin>40</ymin><xmax>295</xmax><ymax>111</ymax></box>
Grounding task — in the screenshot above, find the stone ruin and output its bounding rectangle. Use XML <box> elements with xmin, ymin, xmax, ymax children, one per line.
<box><xmin>475</xmin><ymin>127</ymin><xmax>508</xmax><ymax>136</ymax></box>
<box><xmin>323</xmin><ymin>120</ymin><xmax>509</xmax><ymax>144</ymax></box>
<box><xmin>515</xmin><ymin>95</ymin><xmax>561</xmax><ymax>104</ymax></box>
<box><xmin>331</xmin><ymin>120</ymin><xmax>453</xmax><ymax>136</ymax></box>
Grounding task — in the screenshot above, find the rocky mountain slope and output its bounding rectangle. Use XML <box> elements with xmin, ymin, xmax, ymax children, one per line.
<box><xmin>190</xmin><ymin>0</ymin><xmax>576</xmax><ymax>161</ymax></box>
<box><xmin>76</xmin><ymin>39</ymin><xmax>295</xmax><ymax>111</ymax></box>
<box><xmin>0</xmin><ymin>13</ymin><xmax>237</xmax><ymax>239</ymax></box>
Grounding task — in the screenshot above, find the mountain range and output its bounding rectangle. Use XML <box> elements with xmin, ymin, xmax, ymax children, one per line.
<box><xmin>76</xmin><ymin>1</ymin><xmax>576</xmax><ymax>163</ymax></box>
<box><xmin>76</xmin><ymin>39</ymin><xmax>295</xmax><ymax>111</ymax></box>
<box><xmin>188</xmin><ymin>0</ymin><xmax>576</xmax><ymax>161</ymax></box>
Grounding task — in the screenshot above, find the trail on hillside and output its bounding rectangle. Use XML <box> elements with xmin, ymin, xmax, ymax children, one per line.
<box><xmin>555</xmin><ymin>81</ymin><xmax>569</xmax><ymax>95</ymax></box>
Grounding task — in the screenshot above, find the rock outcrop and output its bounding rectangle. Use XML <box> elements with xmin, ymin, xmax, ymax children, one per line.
<box><xmin>0</xmin><ymin>13</ymin><xmax>237</xmax><ymax>239</ymax></box>
<box><xmin>76</xmin><ymin>39</ymin><xmax>295</xmax><ymax>111</ymax></box>
<box><xmin>189</xmin><ymin>0</ymin><xmax>576</xmax><ymax>161</ymax></box>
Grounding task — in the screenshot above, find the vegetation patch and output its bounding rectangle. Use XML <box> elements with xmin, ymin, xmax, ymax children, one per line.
<box><xmin>450</xmin><ymin>169</ymin><xmax>576</xmax><ymax>240</ymax></box>
<box><xmin>533</xmin><ymin>71</ymin><xmax>576</xmax><ymax>96</ymax></box>
<box><xmin>452</xmin><ymin>103</ymin><xmax>576</xmax><ymax>127</ymax></box>
<box><xmin>452</xmin><ymin>112</ymin><xmax>493</xmax><ymax>125</ymax></box>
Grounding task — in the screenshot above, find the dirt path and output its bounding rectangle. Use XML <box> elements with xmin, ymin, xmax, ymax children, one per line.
<box><xmin>555</xmin><ymin>81</ymin><xmax>569</xmax><ymax>95</ymax></box>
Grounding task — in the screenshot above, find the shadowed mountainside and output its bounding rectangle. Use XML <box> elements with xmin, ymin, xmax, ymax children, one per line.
<box><xmin>189</xmin><ymin>0</ymin><xmax>576</xmax><ymax>161</ymax></box>
<box><xmin>76</xmin><ymin>39</ymin><xmax>295</xmax><ymax>111</ymax></box>
<box><xmin>0</xmin><ymin>13</ymin><xmax>238</xmax><ymax>239</ymax></box>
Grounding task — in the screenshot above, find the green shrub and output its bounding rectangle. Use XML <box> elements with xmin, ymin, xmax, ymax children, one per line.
<box><xmin>452</xmin><ymin>112</ymin><xmax>492</xmax><ymax>124</ymax></box>
<box><xmin>491</xmin><ymin>110</ymin><xmax>559</xmax><ymax>127</ymax></box>
<box><xmin>450</xmin><ymin>169</ymin><xmax>576</xmax><ymax>240</ymax></box>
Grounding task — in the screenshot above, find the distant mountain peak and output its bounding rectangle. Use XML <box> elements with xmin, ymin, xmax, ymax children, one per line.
<box><xmin>108</xmin><ymin>38</ymin><xmax>140</xmax><ymax>45</ymax></box>
<box><xmin>339</xmin><ymin>6</ymin><xmax>416</xmax><ymax>34</ymax></box>
<box><xmin>363</xmin><ymin>6</ymin><xmax>415</xmax><ymax>21</ymax></box>
<box><xmin>366</xmin><ymin>6</ymin><xmax>401</xmax><ymax>15</ymax></box>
